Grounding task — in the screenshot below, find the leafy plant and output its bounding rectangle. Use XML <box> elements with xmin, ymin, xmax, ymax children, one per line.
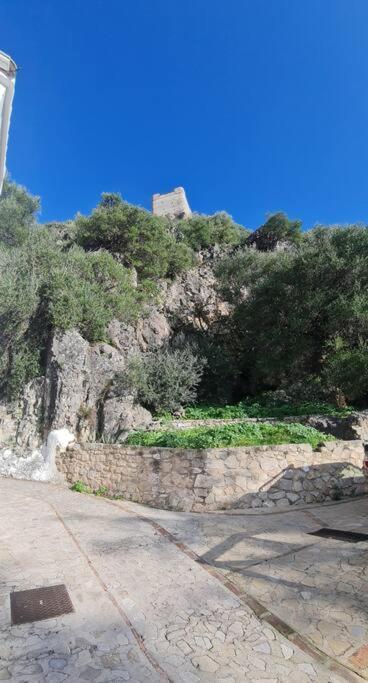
<box><xmin>75</xmin><ymin>193</ymin><xmax>194</xmax><ymax>279</ymax></box>
<box><xmin>127</xmin><ymin>421</ymin><xmax>333</xmax><ymax>449</ymax></box>
<box><xmin>0</xmin><ymin>228</ymin><xmax>145</xmax><ymax>398</ymax></box>
<box><xmin>175</xmin><ymin>211</ymin><xmax>249</xmax><ymax>251</ymax></box>
<box><xmin>71</xmin><ymin>480</ymin><xmax>92</xmax><ymax>493</ymax></box>
<box><xmin>182</xmin><ymin>398</ymin><xmax>351</xmax><ymax>420</ymax></box>
<box><xmin>119</xmin><ymin>346</ymin><xmax>206</xmax><ymax>413</ymax></box>
<box><xmin>0</xmin><ymin>177</ymin><xmax>40</xmax><ymax>246</ymax></box>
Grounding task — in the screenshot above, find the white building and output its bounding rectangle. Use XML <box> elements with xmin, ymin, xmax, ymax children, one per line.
<box><xmin>0</xmin><ymin>50</ymin><xmax>17</xmax><ymax>194</ymax></box>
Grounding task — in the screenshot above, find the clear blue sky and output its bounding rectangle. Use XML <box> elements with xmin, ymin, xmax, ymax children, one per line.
<box><xmin>1</xmin><ymin>0</ymin><xmax>368</xmax><ymax>228</ymax></box>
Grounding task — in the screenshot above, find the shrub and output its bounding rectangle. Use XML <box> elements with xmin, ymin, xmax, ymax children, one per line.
<box><xmin>182</xmin><ymin>398</ymin><xmax>350</xmax><ymax>420</ymax></box>
<box><xmin>127</xmin><ymin>421</ymin><xmax>332</xmax><ymax>449</ymax></box>
<box><xmin>324</xmin><ymin>339</ymin><xmax>368</xmax><ymax>403</ymax></box>
<box><xmin>121</xmin><ymin>346</ymin><xmax>206</xmax><ymax>413</ymax></box>
<box><xmin>246</xmin><ymin>212</ymin><xmax>302</xmax><ymax>251</ymax></box>
<box><xmin>176</xmin><ymin>211</ymin><xmax>249</xmax><ymax>251</ymax></box>
<box><xmin>75</xmin><ymin>193</ymin><xmax>194</xmax><ymax>279</ymax></box>
<box><xmin>0</xmin><ymin>177</ymin><xmax>40</xmax><ymax>246</ymax></box>
<box><xmin>0</xmin><ymin>231</ymin><xmax>144</xmax><ymax>398</ymax></box>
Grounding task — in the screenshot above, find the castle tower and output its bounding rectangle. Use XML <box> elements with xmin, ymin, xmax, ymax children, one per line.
<box><xmin>152</xmin><ymin>187</ymin><xmax>191</xmax><ymax>219</ymax></box>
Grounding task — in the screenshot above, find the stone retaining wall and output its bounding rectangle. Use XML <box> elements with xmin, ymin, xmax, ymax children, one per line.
<box><xmin>56</xmin><ymin>439</ymin><xmax>367</xmax><ymax>512</ymax></box>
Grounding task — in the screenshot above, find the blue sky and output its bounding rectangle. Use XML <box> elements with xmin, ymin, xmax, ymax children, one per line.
<box><xmin>1</xmin><ymin>0</ymin><xmax>368</xmax><ymax>229</ymax></box>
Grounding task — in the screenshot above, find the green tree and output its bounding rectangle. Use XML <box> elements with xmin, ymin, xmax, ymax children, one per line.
<box><xmin>177</xmin><ymin>211</ymin><xmax>249</xmax><ymax>251</ymax></box>
<box><xmin>246</xmin><ymin>212</ymin><xmax>302</xmax><ymax>251</ymax></box>
<box><xmin>75</xmin><ymin>193</ymin><xmax>193</xmax><ymax>279</ymax></box>
<box><xmin>216</xmin><ymin>225</ymin><xmax>368</xmax><ymax>401</ymax></box>
<box><xmin>120</xmin><ymin>346</ymin><xmax>206</xmax><ymax>413</ymax></box>
<box><xmin>0</xmin><ymin>177</ymin><xmax>40</xmax><ymax>246</ymax></box>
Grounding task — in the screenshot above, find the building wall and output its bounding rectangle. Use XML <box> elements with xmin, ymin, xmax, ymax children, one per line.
<box><xmin>152</xmin><ymin>187</ymin><xmax>191</xmax><ymax>219</ymax></box>
<box><xmin>56</xmin><ymin>440</ymin><xmax>367</xmax><ymax>512</ymax></box>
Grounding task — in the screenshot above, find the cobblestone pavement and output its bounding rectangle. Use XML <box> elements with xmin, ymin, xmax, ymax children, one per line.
<box><xmin>0</xmin><ymin>480</ymin><xmax>363</xmax><ymax>682</ymax></box>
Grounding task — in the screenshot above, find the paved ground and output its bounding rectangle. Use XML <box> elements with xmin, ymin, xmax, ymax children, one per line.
<box><xmin>0</xmin><ymin>479</ymin><xmax>366</xmax><ymax>682</ymax></box>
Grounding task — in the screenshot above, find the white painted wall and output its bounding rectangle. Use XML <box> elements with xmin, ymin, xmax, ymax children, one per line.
<box><xmin>0</xmin><ymin>51</ymin><xmax>16</xmax><ymax>195</ymax></box>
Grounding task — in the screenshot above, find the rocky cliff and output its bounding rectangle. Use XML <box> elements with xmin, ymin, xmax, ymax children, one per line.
<box><xmin>0</xmin><ymin>249</ymin><xmax>230</xmax><ymax>449</ymax></box>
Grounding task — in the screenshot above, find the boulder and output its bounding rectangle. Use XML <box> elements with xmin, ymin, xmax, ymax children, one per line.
<box><xmin>103</xmin><ymin>396</ymin><xmax>152</xmax><ymax>440</ymax></box>
<box><xmin>136</xmin><ymin>311</ymin><xmax>171</xmax><ymax>351</ymax></box>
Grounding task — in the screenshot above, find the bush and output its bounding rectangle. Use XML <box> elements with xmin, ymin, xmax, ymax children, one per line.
<box><xmin>75</xmin><ymin>193</ymin><xmax>194</xmax><ymax>279</ymax></box>
<box><xmin>121</xmin><ymin>346</ymin><xmax>206</xmax><ymax>413</ymax></box>
<box><xmin>0</xmin><ymin>177</ymin><xmax>40</xmax><ymax>246</ymax></box>
<box><xmin>182</xmin><ymin>398</ymin><xmax>350</xmax><ymax>420</ymax></box>
<box><xmin>176</xmin><ymin>211</ymin><xmax>249</xmax><ymax>251</ymax></box>
<box><xmin>324</xmin><ymin>339</ymin><xmax>368</xmax><ymax>403</ymax></box>
<box><xmin>127</xmin><ymin>421</ymin><xmax>332</xmax><ymax>449</ymax></box>
<box><xmin>0</xmin><ymin>230</ymin><xmax>144</xmax><ymax>398</ymax></box>
<box><xmin>246</xmin><ymin>212</ymin><xmax>302</xmax><ymax>251</ymax></box>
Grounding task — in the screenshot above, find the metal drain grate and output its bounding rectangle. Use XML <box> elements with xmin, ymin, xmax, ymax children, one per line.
<box><xmin>10</xmin><ymin>584</ymin><xmax>74</xmax><ymax>625</ymax></box>
<box><xmin>308</xmin><ymin>528</ymin><xmax>368</xmax><ymax>543</ymax></box>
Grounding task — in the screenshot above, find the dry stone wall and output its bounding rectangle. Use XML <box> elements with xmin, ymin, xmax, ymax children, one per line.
<box><xmin>57</xmin><ymin>440</ymin><xmax>367</xmax><ymax>512</ymax></box>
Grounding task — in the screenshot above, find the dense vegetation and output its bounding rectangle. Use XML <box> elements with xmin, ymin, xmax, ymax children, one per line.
<box><xmin>179</xmin><ymin>398</ymin><xmax>351</xmax><ymax>420</ymax></box>
<box><xmin>127</xmin><ymin>422</ymin><xmax>332</xmax><ymax>449</ymax></box>
<box><xmin>118</xmin><ymin>346</ymin><xmax>206</xmax><ymax>413</ymax></box>
<box><xmin>1</xmin><ymin>177</ymin><xmax>368</xmax><ymax>417</ymax></box>
<box><xmin>215</xmin><ymin>225</ymin><xmax>368</xmax><ymax>407</ymax></box>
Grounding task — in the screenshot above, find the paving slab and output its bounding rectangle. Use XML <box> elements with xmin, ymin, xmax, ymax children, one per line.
<box><xmin>135</xmin><ymin>496</ymin><xmax>368</xmax><ymax>680</ymax></box>
<box><xmin>0</xmin><ymin>478</ymin><xmax>355</xmax><ymax>682</ymax></box>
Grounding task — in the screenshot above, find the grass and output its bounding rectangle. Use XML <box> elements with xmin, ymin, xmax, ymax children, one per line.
<box><xmin>177</xmin><ymin>400</ymin><xmax>352</xmax><ymax>421</ymax></box>
<box><xmin>126</xmin><ymin>421</ymin><xmax>333</xmax><ymax>449</ymax></box>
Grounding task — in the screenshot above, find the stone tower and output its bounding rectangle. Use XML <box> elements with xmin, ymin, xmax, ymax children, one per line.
<box><xmin>152</xmin><ymin>187</ymin><xmax>191</xmax><ymax>219</ymax></box>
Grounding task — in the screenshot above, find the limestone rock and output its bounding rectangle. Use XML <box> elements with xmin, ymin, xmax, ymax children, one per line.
<box><xmin>0</xmin><ymin>378</ymin><xmax>45</xmax><ymax>449</ymax></box>
<box><xmin>136</xmin><ymin>311</ymin><xmax>171</xmax><ymax>351</ymax></box>
<box><xmin>103</xmin><ymin>396</ymin><xmax>152</xmax><ymax>440</ymax></box>
<box><xmin>44</xmin><ymin>329</ymin><xmax>90</xmax><ymax>434</ymax></box>
<box><xmin>15</xmin><ymin>377</ymin><xmax>45</xmax><ymax>448</ymax></box>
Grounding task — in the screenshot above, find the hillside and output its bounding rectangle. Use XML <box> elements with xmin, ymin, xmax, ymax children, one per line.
<box><xmin>1</xmin><ymin>178</ymin><xmax>368</xmax><ymax>448</ymax></box>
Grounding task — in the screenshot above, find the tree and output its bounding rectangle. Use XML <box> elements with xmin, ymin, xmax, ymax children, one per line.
<box><xmin>176</xmin><ymin>211</ymin><xmax>249</xmax><ymax>251</ymax></box>
<box><xmin>246</xmin><ymin>212</ymin><xmax>302</xmax><ymax>251</ymax></box>
<box><xmin>75</xmin><ymin>193</ymin><xmax>193</xmax><ymax>279</ymax></box>
<box><xmin>121</xmin><ymin>346</ymin><xmax>206</xmax><ymax>413</ymax></box>
<box><xmin>0</xmin><ymin>177</ymin><xmax>40</xmax><ymax>246</ymax></box>
<box><xmin>216</xmin><ymin>225</ymin><xmax>368</xmax><ymax>401</ymax></box>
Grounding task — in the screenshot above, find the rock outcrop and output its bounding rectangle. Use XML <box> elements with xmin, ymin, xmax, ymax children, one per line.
<box><xmin>0</xmin><ymin>250</ymin><xmax>231</xmax><ymax>448</ymax></box>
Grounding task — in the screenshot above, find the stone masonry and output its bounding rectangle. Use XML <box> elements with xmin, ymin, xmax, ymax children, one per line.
<box><xmin>152</xmin><ymin>187</ymin><xmax>191</xmax><ymax>219</ymax></box>
<box><xmin>57</xmin><ymin>439</ymin><xmax>367</xmax><ymax>512</ymax></box>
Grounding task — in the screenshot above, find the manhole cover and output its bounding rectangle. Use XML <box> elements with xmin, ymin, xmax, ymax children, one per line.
<box><xmin>308</xmin><ymin>528</ymin><xmax>368</xmax><ymax>543</ymax></box>
<box><xmin>10</xmin><ymin>584</ymin><xmax>74</xmax><ymax>625</ymax></box>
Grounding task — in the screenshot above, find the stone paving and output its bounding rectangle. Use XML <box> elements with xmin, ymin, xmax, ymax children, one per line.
<box><xmin>137</xmin><ymin>496</ymin><xmax>368</xmax><ymax>680</ymax></box>
<box><xmin>0</xmin><ymin>480</ymin><xmax>356</xmax><ymax>682</ymax></box>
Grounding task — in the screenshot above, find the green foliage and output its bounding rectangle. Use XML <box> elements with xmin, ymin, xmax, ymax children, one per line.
<box><xmin>324</xmin><ymin>339</ymin><xmax>368</xmax><ymax>402</ymax></box>
<box><xmin>0</xmin><ymin>229</ymin><xmax>144</xmax><ymax>398</ymax></box>
<box><xmin>71</xmin><ymin>480</ymin><xmax>92</xmax><ymax>493</ymax></box>
<box><xmin>176</xmin><ymin>211</ymin><xmax>249</xmax><ymax>251</ymax></box>
<box><xmin>45</xmin><ymin>247</ymin><xmax>141</xmax><ymax>341</ymax></box>
<box><xmin>75</xmin><ymin>193</ymin><xmax>194</xmax><ymax>279</ymax></box>
<box><xmin>95</xmin><ymin>485</ymin><xmax>108</xmax><ymax>496</ymax></box>
<box><xmin>0</xmin><ymin>177</ymin><xmax>40</xmax><ymax>246</ymax></box>
<box><xmin>7</xmin><ymin>345</ymin><xmax>41</xmax><ymax>400</ymax></box>
<box><xmin>127</xmin><ymin>421</ymin><xmax>332</xmax><ymax>449</ymax></box>
<box><xmin>120</xmin><ymin>346</ymin><xmax>206</xmax><ymax>413</ymax></box>
<box><xmin>247</xmin><ymin>212</ymin><xmax>302</xmax><ymax>251</ymax></box>
<box><xmin>215</xmin><ymin>225</ymin><xmax>368</xmax><ymax>404</ymax></box>
<box><xmin>182</xmin><ymin>398</ymin><xmax>350</xmax><ymax>420</ymax></box>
